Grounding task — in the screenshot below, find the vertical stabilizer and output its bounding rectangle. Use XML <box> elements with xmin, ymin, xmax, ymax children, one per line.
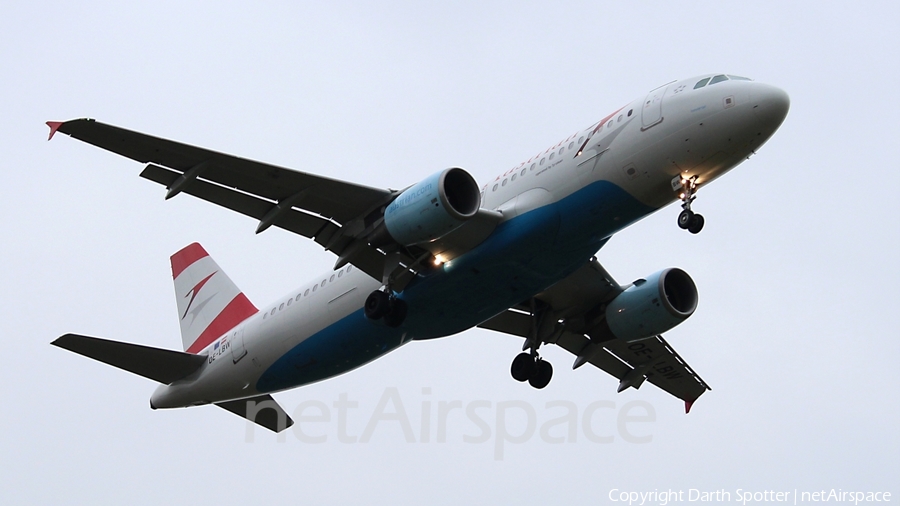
<box><xmin>171</xmin><ymin>243</ymin><xmax>258</xmax><ymax>353</ymax></box>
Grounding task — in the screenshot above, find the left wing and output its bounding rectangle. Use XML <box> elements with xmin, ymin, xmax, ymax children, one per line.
<box><xmin>478</xmin><ymin>258</ymin><xmax>711</xmax><ymax>412</ymax></box>
<box><xmin>48</xmin><ymin>119</ymin><xmax>498</xmax><ymax>286</ymax></box>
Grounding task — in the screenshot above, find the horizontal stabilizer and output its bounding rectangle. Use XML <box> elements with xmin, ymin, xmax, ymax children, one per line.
<box><xmin>216</xmin><ymin>395</ymin><xmax>294</xmax><ymax>433</ymax></box>
<box><xmin>51</xmin><ymin>334</ymin><xmax>206</xmax><ymax>384</ymax></box>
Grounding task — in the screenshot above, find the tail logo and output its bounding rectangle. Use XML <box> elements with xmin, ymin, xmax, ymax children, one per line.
<box><xmin>182</xmin><ymin>271</ymin><xmax>219</xmax><ymax>321</ymax></box>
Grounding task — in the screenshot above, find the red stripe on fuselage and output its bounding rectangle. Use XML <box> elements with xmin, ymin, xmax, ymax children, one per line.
<box><xmin>171</xmin><ymin>243</ymin><xmax>209</xmax><ymax>279</ymax></box>
<box><xmin>185</xmin><ymin>293</ymin><xmax>259</xmax><ymax>353</ymax></box>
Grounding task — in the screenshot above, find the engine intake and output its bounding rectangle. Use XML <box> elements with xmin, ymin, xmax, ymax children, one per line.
<box><xmin>381</xmin><ymin>167</ymin><xmax>481</xmax><ymax>246</ymax></box>
<box><xmin>605</xmin><ymin>268</ymin><xmax>698</xmax><ymax>342</ymax></box>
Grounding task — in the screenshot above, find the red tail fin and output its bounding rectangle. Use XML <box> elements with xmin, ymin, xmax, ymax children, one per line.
<box><xmin>171</xmin><ymin>243</ymin><xmax>258</xmax><ymax>353</ymax></box>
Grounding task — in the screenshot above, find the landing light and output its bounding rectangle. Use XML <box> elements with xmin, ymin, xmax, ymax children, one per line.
<box><xmin>433</xmin><ymin>255</ymin><xmax>446</xmax><ymax>266</ymax></box>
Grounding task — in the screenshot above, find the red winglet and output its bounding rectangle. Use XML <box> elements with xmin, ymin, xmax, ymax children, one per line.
<box><xmin>685</xmin><ymin>400</ymin><xmax>694</xmax><ymax>414</ymax></box>
<box><xmin>46</xmin><ymin>121</ymin><xmax>64</xmax><ymax>141</ymax></box>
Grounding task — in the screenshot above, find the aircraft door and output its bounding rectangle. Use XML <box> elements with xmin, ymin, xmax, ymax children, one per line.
<box><xmin>231</xmin><ymin>328</ymin><xmax>247</xmax><ymax>364</ymax></box>
<box><xmin>641</xmin><ymin>84</ymin><xmax>669</xmax><ymax>130</ymax></box>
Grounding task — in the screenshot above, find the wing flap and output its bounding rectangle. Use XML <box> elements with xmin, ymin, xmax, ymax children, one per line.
<box><xmin>553</xmin><ymin>331</ymin><xmax>633</xmax><ymax>380</ymax></box>
<box><xmin>141</xmin><ymin>164</ymin><xmax>330</xmax><ymax>238</ymax></box>
<box><xmin>51</xmin><ymin>333</ymin><xmax>206</xmax><ymax>384</ymax></box>
<box><xmin>603</xmin><ymin>336</ymin><xmax>710</xmax><ymax>403</ymax></box>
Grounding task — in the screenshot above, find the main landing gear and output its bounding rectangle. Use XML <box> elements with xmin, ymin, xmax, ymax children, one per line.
<box><xmin>675</xmin><ymin>175</ymin><xmax>704</xmax><ymax>234</ymax></box>
<box><xmin>364</xmin><ymin>290</ymin><xmax>407</xmax><ymax>327</ymax></box>
<box><xmin>509</xmin><ymin>300</ymin><xmax>559</xmax><ymax>389</ymax></box>
<box><xmin>511</xmin><ymin>352</ymin><xmax>553</xmax><ymax>389</ymax></box>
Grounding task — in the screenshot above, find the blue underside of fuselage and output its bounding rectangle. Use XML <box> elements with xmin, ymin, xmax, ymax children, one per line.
<box><xmin>256</xmin><ymin>179</ymin><xmax>656</xmax><ymax>393</ymax></box>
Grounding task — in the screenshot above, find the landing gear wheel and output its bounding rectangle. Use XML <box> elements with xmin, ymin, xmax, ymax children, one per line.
<box><xmin>383</xmin><ymin>299</ymin><xmax>408</xmax><ymax>327</ymax></box>
<box><xmin>688</xmin><ymin>213</ymin><xmax>705</xmax><ymax>234</ymax></box>
<box><xmin>511</xmin><ymin>353</ymin><xmax>535</xmax><ymax>382</ymax></box>
<box><xmin>678</xmin><ymin>209</ymin><xmax>694</xmax><ymax>229</ymax></box>
<box><xmin>364</xmin><ymin>291</ymin><xmax>391</xmax><ymax>320</ymax></box>
<box><xmin>529</xmin><ymin>360</ymin><xmax>553</xmax><ymax>389</ymax></box>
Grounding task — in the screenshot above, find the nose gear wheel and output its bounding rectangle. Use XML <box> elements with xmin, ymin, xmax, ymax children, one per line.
<box><xmin>674</xmin><ymin>175</ymin><xmax>704</xmax><ymax>234</ymax></box>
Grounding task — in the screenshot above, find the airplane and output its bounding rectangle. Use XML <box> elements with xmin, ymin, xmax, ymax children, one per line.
<box><xmin>49</xmin><ymin>73</ymin><xmax>789</xmax><ymax>432</ymax></box>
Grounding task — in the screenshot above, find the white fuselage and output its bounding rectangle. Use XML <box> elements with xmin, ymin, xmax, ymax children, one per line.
<box><xmin>151</xmin><ymin>74</ymin><xmax>789</xmax><ymax>408</ymax></box>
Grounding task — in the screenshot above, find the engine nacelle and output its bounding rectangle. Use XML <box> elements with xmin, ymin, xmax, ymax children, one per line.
<box><xmin>605</xmin><ymin>268</ymin><xmax>698</xmax><ymax>342</ymax></box>
<box><xmin>382</xmin><ymin>167</ymin><xmax>481</xmax><ymax>246</ymax></box>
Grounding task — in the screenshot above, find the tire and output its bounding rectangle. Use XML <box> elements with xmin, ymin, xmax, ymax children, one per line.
<box><xmin>364</xmin><ymin>291</ymin><xmax>391</xmax><ymax>320</ymax></box>
<box><xmin>529</xmin><ymin>360</ymin><xmax>553</xmax><ymax>389</ymax></box>
<box><xmin>511</xmin><ymin>353</ymin><xmax>535</xmax><ymax>382</ymax></box>
<box><xmin>383</xmin><ymin>299</ymin><xmax>408</xmax><ymax>328</ymax></box>
<box><xmin>678</xmin><ymin>209</ymin><xmax>694</xmax><ymax>229</ymax></box>
<box><xmin>688</xmin><ymin>214</ymin><xmax>705</xmax><ymax>234</ymax></box>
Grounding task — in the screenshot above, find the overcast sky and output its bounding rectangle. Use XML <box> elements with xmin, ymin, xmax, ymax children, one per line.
<box><xmin>2</xmin><ymin>2</ymin><xmax>897</xmax><ymax>504</ymax></box>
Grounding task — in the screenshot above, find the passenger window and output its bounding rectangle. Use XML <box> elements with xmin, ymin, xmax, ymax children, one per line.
<box><xmin>558</xmin><ymin>147</ymin><xmax>564</xmax><ymax>155</ymax></box>
<box><xmin>287</xmin><ymin>299</ymin><xmax>292</xmax><ymax>306</ymax></box>
<box><xmin>627</xmin><ymin>109</ymin><xmax>633</xmax><ymax>116</ymax></box>
<box><xmin>709</xmin><ymin>75</ymin><xmax>728</xmax><ymax>85</ymax></box>
<box><xmin>347</xmin><ymin>265</ymin><xmax>352</xmax><ymax>272</ymax></box>
<box><xmin>304</xmin><ymin>289</ymin><xmax>310</xmax><ymax>296</ymax></box>
<box><xmin>321</xmin><ymin>280</ymin><xmax>326</xmax><ymax>287</ymax></box>
<box><xmin>338</xmin><ymin>270</ymin><xmax>343</xmax><ymax>278</ymax></box>
<box><xmin>694</xmin><ymin>77</ymin><xmax>711</xmax><ymax>89</ymax></box>
<box><xmin>530</xmin><ymin>163</ymin><xmax>536</xmax><ymax>170</ymax></box>
<box><xmin>568</xmin><ymin>141</ymin><xmax>575</xmax><ymax>150</ymax></box>
<box><xmin>263</xmin><ymin>312</ymin><xmax>267</xmax><ymax>319</ymax></box>
<box><xmin>312</xmin><ymin>285</ymin><xmax>317</xmax><ymax>292</ymax></box>
<box><xmin>279</xmin><ymin>303</ymin><xmax>284</xmax><ymax>311</ymax></box>
<box><xmin>330</xmin><ymin>274</ymin><xmax>335</xmax><ymax>282</ymax></box>
<box><xmin>511</xmin><ymin>174</ymin><xmax>516</xmax><ymax>181</ymax></box>
<box><xmin>549</xmin><ymin>153</ymin><xmax>555</xmax><ymax>160</ymax></box>
<box><xmin>520</xmin><ymin>168</ymin><xmax>526</xmax><ymax>176</ymax></box>
<box><xmin>492</xmin><ymin>183</ymin><xmax>498</xmax><ymax>191</ymax></box>
<box><xmin>270</xmin><ymin>308</ymin><xmax>276</xmax><ymax>316</ymax></box>
<box><xmin>617</xmin><ymin>115</ymin><xmax>623</xmax><ymax>122</ymax></box>
<box><xmin>540</xmin><ymin>158</ymin><xmax>545</xmax><ymax>165</ymax></box>
<box><xmin>578</xmin><ymin>136</ymin><xmax>584</xmax><ymax>144</ymax></box>
<box><xmin>607</xmin><ymin>120</ymin><xmax>613</xmax><ymax>128</ymax></box>
<box><xmin>296</xmin><ymin>294</ymin><xmax>301</xmax><ymax>301</ymax></box>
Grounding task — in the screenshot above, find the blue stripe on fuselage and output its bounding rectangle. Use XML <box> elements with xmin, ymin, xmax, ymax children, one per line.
<box><xmin>256</xmin><ymin>180</ymin><xmax>656</xmax><ymax>393</ymax></box>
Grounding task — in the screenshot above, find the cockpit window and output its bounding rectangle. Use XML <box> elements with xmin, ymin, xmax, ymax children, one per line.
<box><xmin>709</xmin><ymin>74</ymin><xmax>729</xmax><ymax>85</ymax></box>
<box><xmin>694</xmin><ymin>77</ymin><xmax>711</xmax><ymax>89</ymax></box>
<box><xmin>727</xmin><ymin>75</ymin><xmax>752</xmax><ymax>81</ymax></box>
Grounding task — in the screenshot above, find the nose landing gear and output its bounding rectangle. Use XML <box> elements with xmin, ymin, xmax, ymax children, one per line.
<box><xmin>674</xmin><ymin>175</ymin><xmax>704</xmax><ymax>234</ymax></box>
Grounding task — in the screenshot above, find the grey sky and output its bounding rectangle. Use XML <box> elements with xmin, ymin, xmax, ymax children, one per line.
<box><xmin>2</xmin><ymin>2</ymin><xmax>897</xmax><ymax>504</ymax></box>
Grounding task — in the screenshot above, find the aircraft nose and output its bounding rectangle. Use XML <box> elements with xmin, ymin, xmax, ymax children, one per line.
<box><xmin>751</xmin><ymin>83</ymin><xmax>790</xmax><ymax>132</ymax></box>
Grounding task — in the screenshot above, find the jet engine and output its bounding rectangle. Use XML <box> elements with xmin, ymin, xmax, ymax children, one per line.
<box><xmin>381</xmin><ymin>167</ymin><xmax>481</xmax><ymax>246</ymax></box>
<box><xmin>604</xmin><ymin>268</ymin><xmax>698</xmax><ymax>342</ymax></box>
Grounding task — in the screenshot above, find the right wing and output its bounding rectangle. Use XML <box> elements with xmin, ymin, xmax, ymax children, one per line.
<box><xmin>49</xmin><ymin>119</ymin><xmax>394</xmax><ymax>279</ymax></box>
<box><xmin>48</xmin><ymin>119</ymin><xmax>501</xmax><ymax>287</ymax></box>
<box><xmin>478</xmin><ymin>258</ymin><xmax>711</xmax><ymax>412</ymax></box>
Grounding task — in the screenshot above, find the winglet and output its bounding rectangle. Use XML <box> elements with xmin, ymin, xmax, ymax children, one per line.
<box><xmin>46</xmin><ymin>121</ymin><xmax>64</xmax><ymax>141</ymax></box>
<box><xmin>685</xmin><ymin>400</ymin><xmax>694</xmax><ymax>414</ymax></box>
